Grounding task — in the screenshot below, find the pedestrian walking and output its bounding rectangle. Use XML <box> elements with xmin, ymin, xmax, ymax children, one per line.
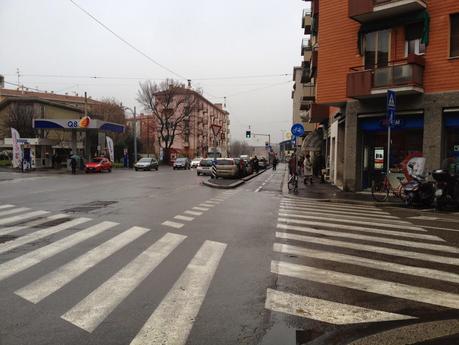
<box><xmin>70</xmin><ymin>156</ymin><xmax>77</xmax><ymax>175</ymax></box>
<box><xmin>253</xmin><ymin>156</ymin><xmax>259</xmax><ymax>174</ymax></box>
<box><xmin>304</xmin><ymin>154</ymin><xmax>313</xmax><ymax>185</ymax></box>
<box><xmin>272</xmin><ymin>156</ymin><xmax>278</xmax><ymax>171</ymax></box>
<box><xmin>297</xmin><ymin>156</ymin><xmax>304</xmax><ymax>177</ymax></box>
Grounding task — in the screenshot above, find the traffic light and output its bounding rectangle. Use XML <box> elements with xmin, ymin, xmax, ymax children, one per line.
<box><xmin>245</xmin><ymin>130</ymin><xmax>251</xmax><ymax>138</ymax></box>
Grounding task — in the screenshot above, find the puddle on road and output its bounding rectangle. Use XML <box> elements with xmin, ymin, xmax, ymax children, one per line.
<box><xmin>261</xmin><ymin>321</ymin><xmax>322</xmax><ymax>345</ymax></box>
<box><xmin>0</xmin><ymin>235</ymin><xmax>17</xmax><ymax>244</ymax></box>
<box><xmin>64</xmin><ymin>200</ymin><xmax>118</xmax><ymax>213</ymax></box>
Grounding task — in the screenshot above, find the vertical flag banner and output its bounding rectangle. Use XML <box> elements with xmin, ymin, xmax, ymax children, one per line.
<box><xmin>11</xmin><ymin>128</ymin><xmax>22</xmax><ymax>168</ymax></box>
<box><xmin>106</xmin><ymin>136</ymin><xmax>115</xmax><ymax>162</ymax></box>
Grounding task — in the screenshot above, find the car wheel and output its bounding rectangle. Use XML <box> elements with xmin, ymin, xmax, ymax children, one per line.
<box><xmin>155</xmin><ymin>167</ymin><xmax>158</xmax><ymax>171</ymax></box>
<box><xmin>108</xmin><ymin>169</ymin><xmax>112</xmax><ymax>173</ymax></box>
<box><xmin>135</xmin><ymin>168</ymin><xmax>138</xmax><ymax>171</ymax></box>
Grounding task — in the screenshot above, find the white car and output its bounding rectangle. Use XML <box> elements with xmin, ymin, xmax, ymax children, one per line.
<box><xmin>197</xmin><ymin>159</ymin><xmax>213</xmax><ymax>176</ymax></box>
<box><xmin>191</xmin><ymin>158</ymin><xmax>202</xmax><ymax>168</ymax></box>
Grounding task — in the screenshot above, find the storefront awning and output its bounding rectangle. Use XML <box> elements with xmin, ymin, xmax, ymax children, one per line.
<box><xmin>301</xmin><ymin>130</ymin><xmax>322</xmax><ymax>152</ymax></box>
<box><xmin>33</xmin><ymin>118</ymin><xmax>125</xmax><ymax>133</ymax></box>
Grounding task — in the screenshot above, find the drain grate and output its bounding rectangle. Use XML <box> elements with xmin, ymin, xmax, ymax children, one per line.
<box><xmin>64</xmin><ymin>201</ymin><xmax>118</xmax><ymax>213</ymax></box>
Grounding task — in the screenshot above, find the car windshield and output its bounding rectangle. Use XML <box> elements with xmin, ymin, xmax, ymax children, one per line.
<box><xmin>176</xmin><ymin>158</ymin><xmax>187</xmax><ymax>163</ymax></box>
<box><xmin>200</xmin><ymin>159</ymin><xmax>213</xmax><ymax>167</ymax></box>
<box><xmin>138</xmin><ymin>158</ymin><xmax>152</xmax><ymax>163</ymax></box>
<box><xmin>91</xmin><ymin>158</ymin><xmax>103</xmax><ymax>163</ymax></box>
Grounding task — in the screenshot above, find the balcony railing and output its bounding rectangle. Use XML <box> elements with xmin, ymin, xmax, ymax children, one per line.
<box><xmin>302</xmin><ymin>10</ymin><xmax>312</xmax><ymax>34</ymax></box>
<box><xmin>347</xmin><ymin>54</ymin><xmax>425</xmax><ymax>99</ymax></box>
<box><xmin>349</xmin><ymin>0</ymin><xmax>426</xmax><ymax>23</ymax></box>
<box><xmin>301</xmin><ymin>38</ymin><xmax>312</xmax><ymax>56</ymax></box>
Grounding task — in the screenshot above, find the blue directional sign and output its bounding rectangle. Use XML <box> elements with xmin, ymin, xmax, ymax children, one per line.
<box><xmin>387</xmin><ymin>90</ymin><xmax>396</xmax><ymax>127</ymax></box>
<box><xmin>291</xmin><ymin>123</ymin><xmax>305</xmax><ymax>137</ymax></box>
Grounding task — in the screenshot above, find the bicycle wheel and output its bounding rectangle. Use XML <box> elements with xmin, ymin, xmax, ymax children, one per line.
<box><xmin>288</xmin><ymin>177</ymin><xmax>295</xmax><ymax>191</ymax></box>
<box><xmin>371</xmin><ymin>179</ymin><xmax>389</xmax><ymax>202</ymax></box>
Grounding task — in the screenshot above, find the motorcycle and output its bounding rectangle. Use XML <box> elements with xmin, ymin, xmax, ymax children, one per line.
<box><xmin>403</xmin><ymin>164</ymin><xmax>435</xmax><ymax>207</ymax></box>
<box><xmin>432</xmin><ymin>169</ymin><xmax>459</xmax><ymax>211</ymax></box>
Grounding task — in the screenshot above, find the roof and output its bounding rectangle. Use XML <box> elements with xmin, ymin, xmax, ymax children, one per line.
<box><xmin>0</xmin><ymin>88</ymin><xmax>101</xmax><ymax>105</ymax></box>
<box><xmin>0</xmin><ymin>97</ymin><xmax>84</xmax><ymax>113</ymax></box>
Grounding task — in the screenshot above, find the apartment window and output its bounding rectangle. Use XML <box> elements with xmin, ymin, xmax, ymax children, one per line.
<box><xmin>451</xmin><ymin>13</ymin><xmax>459</xmax><ymax>57</ymax></box>
<box><xmin>405</xmin><ymin>22</ymin><xmax>425</xmax><ymax>56</ymax></box>
<box><xmin>364</xmin><ymin>30</ymin><xmax>390</xmax><ymax>69</ymax></box>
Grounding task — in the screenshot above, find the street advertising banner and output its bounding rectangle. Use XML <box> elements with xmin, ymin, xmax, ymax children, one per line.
<box><xmin>11</xmin><ymin>128</ymin><xmax>22</xmax><ymax>168</ymax></box>
<box><xmin>106</xmin><ymin>136</ymin><xmax>115</xmax><ymax>162</ymax></box>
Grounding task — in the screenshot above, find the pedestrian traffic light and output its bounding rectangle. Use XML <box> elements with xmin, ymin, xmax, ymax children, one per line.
<box><xmin>245</xmin><ymin>130</ymin><xmax>251</xmax><ymax>138</ymax></box>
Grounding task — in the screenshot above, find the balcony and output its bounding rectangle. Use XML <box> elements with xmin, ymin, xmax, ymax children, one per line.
<box><xmin>302</xmin><ymin>103</ymin><xmax>330</xmax><ymax>123</ymax></box>
<box><xmin>300</xmin><ymin>85</ymin><xmax>316</xmax><ymax>109</ymax></box>
<box><xmin>349</xmin><ymin>0</ymin><xmax>426</xmax><ymax>23</ymax></box>
<box><xmin>301</xmin><ymin>38</ymin><xmax>312</xmax><ymax>56</ymax></box>
<box><xmin>302</xmin><ymin>10</ymin><xmax>312</xmax><ymax>34</ymax></box>
<box><xmin>346</xmin><ymin>54</ymin><xmax>425</xmax><ymax>99</ymax></box>
<box><xmin>301</xmin><ymin>61</ymin><xmax>311</xmax><ymax>83</ymax></box>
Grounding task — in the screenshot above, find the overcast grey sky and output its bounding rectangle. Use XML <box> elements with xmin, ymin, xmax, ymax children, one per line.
<box><xmin>0</xmin><ymin>0</ymin><xmax>305</xmax><ymax>144</ymax></box>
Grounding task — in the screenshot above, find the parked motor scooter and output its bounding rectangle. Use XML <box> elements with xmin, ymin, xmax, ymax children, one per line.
<box><xmin>432</xmin><ymin>169</ymin><xmax>459</xmax><ymax>210</ymax></box>
<box><xmin>403</xmin><ymin>164</ymin><xmax>435</xmax><ymax>207</ymax></box>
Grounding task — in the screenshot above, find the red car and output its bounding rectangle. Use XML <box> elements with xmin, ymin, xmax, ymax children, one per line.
<box><xmin>85</xmin><ymin>157</ymin><xmax>112</xmax><ymax>173</ymax></box>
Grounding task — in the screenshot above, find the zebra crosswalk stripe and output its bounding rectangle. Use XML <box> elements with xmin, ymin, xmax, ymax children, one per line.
<box><xmin>272</xmin><ymin>260</ymin><xmax>459</xmax><ymax>309</ymax></box>
<box><xmin>275</xmin><ymin>231</ymin><xmax>459</xmax><ymax>266</ymax></box>
<box><xmin>274</xmin><ymin>243</ymin><xmax>459</xmax><ymax>285</ymax></box>
<box><xmin>280</xmin><ymin>199</ymin><xmax>382</xmax><ymax>211</ymax></box>
<box><xmin>0</xmin><ymin>217</ymin><xmax>91</xmax><ymax>255</ymax></box>
<box><xmin>184</xmin><ymin>210</ymin><xmax>202</xmax><ymax>216</ymax></box>
<box><xmin>0</xmin><ymin>207</ymin><xmax>30</xmax><ymax>217</ymax></box>
<box><xmin>278</xmin><ymin>208</ymin><xmax>404</xmax><ymax>222</ymax></box>
<box><xmin>279</xmin><ymin>204</ymin><xmax>391</xmax><ymax>217</ymax></box>
<box><xmin>265</xmin><ymin>288</ymin><xmax>414</xmax><ymax>324</ymax></box>
<box><xmin>276</xmin><ymin>221</ymin><xmax>453</xmax><ymax>252</ymax></box>
<box><xmin>0</xmin><ymin>214</ymin><xmax>68</xmax><ymax>236</ymax></box>
<box><xmin>15</xmin><ymin>226</ymin><xmax>150</xmax><ymax>304</ymax></box>
<box><xmin>0</xmin><ymin>204</ymin><xmax>15</xmax><ymax>210</ymax></box>
<box><xmin>129</xmin><ymin>240</ymin><xmax>227</xmax><ymax>345</ymax></box>
<box><xmin>0</xmin><ymin>210</ymin><xmax>50</xmax><ymax>226</ymax></box>
<box><xmin>61</xmin><ymin>232</ymin><xmax>187</xmax><ymax>333</ymax></box>
<box><xmin>0</xmin><ymin>221</ymin><xmax>117</xmax><ymax>282</ymax></box>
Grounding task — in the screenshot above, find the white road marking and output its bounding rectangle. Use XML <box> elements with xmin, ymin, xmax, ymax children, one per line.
<box><xmin>0</xmin><ymin>207</ymin><xmax>30</xmax><ymax>217</ymax></box>
<box><xmin>265</xmin><ymin>288</ymin><xmax>414</xmax><ymax>324</ymax></box>
<box><xmin>280</xmin><ymin>199</ymin><xmax>384</xmax><ymax>211</ymax></box>
<box><xmin>174</xmin><ymin>215</ymin><xmax>194</xmax><ymax>222</ymax></box>
<box><xmin>409</xmin><ymin>216</ymin><xmax>439</xmax><ymax>221</ymax></box>
<box><xmin>0</xmin><ymin>217</ymin><xmax>91</xmax><ymax>255</ymax></box>
<box><xmin>161</xmin><ymin>221</ymin><xmax>184</xmax><ymax>229</ymax></box>
<box><xmin>276</xmin><ymin>222</ymin><xmax>455</xmax><ymax>253</ymax></box>
<box><xmin>0</xmin><ymin>210</ymin><xmax>50</xmax><ymax>226</ymax></box>
<box><xmin>420</xmin><ymin>225</ymin><xmax>459</xmax><ymax>233</ymax></box>
<box><xmin>193</xmin><ymin>207</ymin><xmax>209</xmax><ymax>211</ymax></box>
<box><xmin>277</xmin><ymin>214</ymin><xmax>428</xmax><ymax>234</ymax></box>
<box><xmin>184</xmin><ymin>210</ymin><xmax>202</xmax><ymax>216</ymax></box>
<box><xmin>278</xmin><ymin>209</ymin><xmax>408</xmax><ymax>224</ymax></box>
<box><xmin>61</xmin><ymin>233</ymin><xmax>186</xmax><ymax>333</ymax></box>
<box><xmin>276</xmin><ymin>231</ymin><xmax>459</xmax><ymax>266</ymax></box>
<box><xmin>129</xmin><ymin>240</ymin><xmax>227</xmax><ymax>345</ymax></box>
<box><xmin>199</xmin><ymin>203</ymin><xmax>215</xmax><ymax>208</ymax></box>
<box><xmin>16</xmin><ymin>226</ymin><xmax>149</xmax><ymax>303</ymax></box>
<box><xmin>210</xmin><ymin>198</ymin><xmax>224</xmax><ymax>202</ymax></box>
<box><xmin>205</xmin><ymin>201</ymin><xmax>220</xmax><ymax>204</ymax></box>
<box><xmin>0</xmin><ymin>221</ymin><xmax>117</xmax><ymax>282</ymax></box>
<box><xmin>255</xmin><ymin>187</ymin><xmax>262</xmax><ymax>193</ymax></box>
<box><xmin>0</xmin><ymin>214</ymin><xmax>68</xmax><ymax>236</ymax></box>
<box><xmin>279</xmin><ymin>204</ymin><xmax>391</xmax><ymax>217</ymax></box>
<box><xmin>0</xmin><ymin>204</ymin><xmax>15</xmax><ymax>210</ymax></box>
<box><xmin>281</xmin><ymin>199</ymin><xmax>381</xmax><ymax>211</ymax></box>
<box><xmin>272</xmin><ymin>260</ymin><xmax>459</xmax><ymax>309</ymax></box>
<box><xmin>274</xmin><ymin>243</ymin><xmax>459</xmax><ymax>285</ymax></box>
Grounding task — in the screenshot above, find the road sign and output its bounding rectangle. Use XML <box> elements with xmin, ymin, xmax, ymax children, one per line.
<box><xmin>291</xmin><ymin>123</ymin><xmax>305</xmax><ymax>137</ymax></box>
<box><xmin>211</xmin><ymin>124</ymin><xmax>222</xmax><ymax>137</ymax></box>
<box><xmin>387</xmin><ymin>90</ymin><xmax>396</xmax><ymax>126</ymax></box>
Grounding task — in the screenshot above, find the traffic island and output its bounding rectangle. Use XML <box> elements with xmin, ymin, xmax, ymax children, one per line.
<box><xmin>202</xmin><ymin>168</ymin><xmax>269</xmax><ymax>189</ymax></box>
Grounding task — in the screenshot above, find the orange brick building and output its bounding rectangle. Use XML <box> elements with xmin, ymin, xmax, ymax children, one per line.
<box><xmin>298</xmin><ymin>0</ymin><xmax>459</xmax><ymax>190</ymax></box>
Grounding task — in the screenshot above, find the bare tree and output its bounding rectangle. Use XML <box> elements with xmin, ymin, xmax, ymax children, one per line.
<box><xmin>4</xmin><ymin>103</ymin><xmax>35</xmax><ymax>138</ymax></box>
<box><xmin>90</xmin><ymin>98</ymin><xmax>126</xmax><ymax>142</ymax></box>
<box><xmin>137</xmin><ymin>79</ymin><xmax>200</xmax><ymax>163</ymax></box>
<box><xmin>230</xmin><ymin>140</ymin><xmax>251</xmax><ymax>157</ymax></box>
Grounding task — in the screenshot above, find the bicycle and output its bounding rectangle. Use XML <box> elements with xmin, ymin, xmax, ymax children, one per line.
<box><xmin>288</xmin><ymin>174</ymin><xmax>299</xmax><ymax>193</ymax></box>
<box><xmin>371</xmin><ymin>172</ymin><xmax>408</xmax><ymax>202</ymax></box>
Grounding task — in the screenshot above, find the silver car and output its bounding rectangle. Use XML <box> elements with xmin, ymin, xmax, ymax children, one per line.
<box><xmin>197</xmin><ymin>159</ymin><xmax>213</xmax><ymax>176</ymax></box>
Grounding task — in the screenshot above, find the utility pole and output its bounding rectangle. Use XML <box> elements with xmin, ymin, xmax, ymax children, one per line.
<box><xmin>133</xmin><ymin>106</ymin><xmax>137</xmax><ymax>161</ymax></box>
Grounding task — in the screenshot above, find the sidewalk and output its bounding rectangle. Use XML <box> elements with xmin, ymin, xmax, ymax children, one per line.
<box><xmin>282</xmin><ymin>172</ymin><xmax>403</xmax><ymax>207</ymax></box>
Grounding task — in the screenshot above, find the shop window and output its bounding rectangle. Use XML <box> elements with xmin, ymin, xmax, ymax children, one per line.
<box><xmin>405</xmin><ymin>22</ymin><xmax>425</xmax><ymax>56</ymax></box>
<box><xmin>364</xmin><ymin>30</ymin><xmax>390</xmax><ymax>70</ymax></box>
<box><xmin>450</xmin><ymin>13</ymin><xmax>459</xmax><ymax>58</ymax></box>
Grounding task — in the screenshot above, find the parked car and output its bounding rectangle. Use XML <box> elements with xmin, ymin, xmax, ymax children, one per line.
<box><xmin>216</xmin><ymin>158</ymin><xmax>238</xmax><ymax>178</ymax></box>
<box><xmin>134</xmin><ymin>157</ymin><xmax>158</xmax><ymax>171</ymax></box>
<box><xmin>259</xmin><ymin>157</ymin><xmax>268</xmax><ymax>169</ymax></box>
<box><xmin>85</xmin><ymin>157</ymin><xmax>112</xmax><ymax>173</ymax></box>
<box><xmin>173</xmin><ymin>157</ymin><xmax>191</xmax><ymax>170</ymax></box>
<box><xmin>243</xmin><ymin>158</ymin><xmax>253</xmax><ymax>175</ymax></box>
<box><xmin>191</xmin><ymin>158</ymin><xmax>202</xmax><ymax>168</ymax></box>
<box><xmin>197</xmin><ymin>158</ymin><xmax>213</xmax><ymax>176</ymax></box>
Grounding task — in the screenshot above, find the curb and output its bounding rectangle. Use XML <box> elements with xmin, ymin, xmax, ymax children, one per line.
<box><xmin>202</xmin><ymin>180</ymin><xmax>245</xmax><ymax>189</ymax></box>
<box><xmin>202</xmin><ymin>168</ymin><xmax>270</xmax><ymax>189</ymax></box>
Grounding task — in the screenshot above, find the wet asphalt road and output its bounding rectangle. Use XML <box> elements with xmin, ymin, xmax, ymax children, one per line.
<box><xmin>0</xmin><ymin>165</ymin><xmax>459</xmax><ymax>345</ymax></box>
